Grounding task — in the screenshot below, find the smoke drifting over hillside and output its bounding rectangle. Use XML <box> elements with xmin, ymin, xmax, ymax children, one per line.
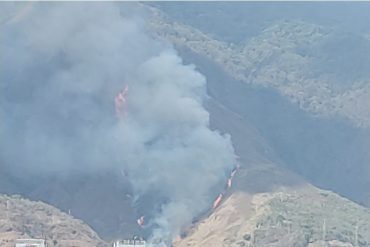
<box><xmin>0</xmin><ymin>2</ymin><xmax>235</xmax><ymax>244</ymax></box>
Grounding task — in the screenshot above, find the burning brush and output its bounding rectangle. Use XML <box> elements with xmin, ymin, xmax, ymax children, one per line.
<box><xmin>212</xmin><ymin>164</ymin><xmax>240</xmax><ymax>209</ymax></box>
<box><xmin>115</xmin><ymin>85</ymin><xmax>129</xmax><ymax>119</ymax></box>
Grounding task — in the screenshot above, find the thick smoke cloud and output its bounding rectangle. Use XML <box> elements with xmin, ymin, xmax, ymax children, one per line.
<box><xmin>0</xmin><ymin>2</ymin><xmax>235</xmax><ymax>244</ymax></box>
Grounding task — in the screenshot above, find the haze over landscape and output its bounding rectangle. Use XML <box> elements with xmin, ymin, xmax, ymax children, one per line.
<box><xmin>2</xmin><ymin>2</ymin><xmax>370</xmax><ymax>247</ymax></box>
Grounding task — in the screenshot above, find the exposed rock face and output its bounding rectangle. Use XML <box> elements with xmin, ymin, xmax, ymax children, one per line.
<box><xmin>0</xmin><ymin>194</ymin><xmax>107</xmax><ymax>247</ymax></box>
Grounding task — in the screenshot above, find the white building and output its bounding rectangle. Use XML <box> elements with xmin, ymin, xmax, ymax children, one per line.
<box><xmin>15</xmin><ymin>239</ymin><xmax>46</xmax><ymax>247</ymax></box>
<box><xmin>113</xmin><ymin>239</ymin><xmax>146</xmax><ymax>247</ymax></box>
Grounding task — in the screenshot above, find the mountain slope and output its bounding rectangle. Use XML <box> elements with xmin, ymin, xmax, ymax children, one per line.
<box><xmin>146</xmin><ymin>5</ymin><xmax>370</xmax><ymax>208</ymax></box>
<box><xmin>147</xmin><ymin>5</ymin><xmax>370</xmax><ymax>128</ymax></box>
<box><xmin>144</xmin><ymin>7</ymin><xmax>370</xmax><ymax>246</ymax></box>
<box><xmin>0</xmin><ymin>194</ymin><xmax>107</xmax><ymax>247</ymax></box>
<box><xmin>2</xmin><ymin>4</ymin><xmax>370</xmax><ymax>244</ymax></box>
<box><xmin>175</xmin><ymin>187</ymin><xmax>370</xmax><ymax>247</ymax></box>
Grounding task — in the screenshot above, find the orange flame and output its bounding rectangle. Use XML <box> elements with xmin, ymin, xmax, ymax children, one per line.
<box><xmin>212</xmin><ymin>193</ymin><xmax>223</xmax><ymax>209</ymax></box>
<box><xmin>230</xmin><ymin>168</ymin><xmax>237</xmax><ymax>178</ymax></box>
<box><xmin>227</xmin><ymin>178</ymin><xmax>232</xmax><ymax>188</ymax></box>
<box><xmin>115</xmin><ymin>85</ymin><xmax>129</xmax><ymax>119</ymax></box>
<box><xmin>137</xmin><ymin>216</ymin><xmax>145</xmax><ymax>227</ymax></box>
<box><xmin>212</xmin><ymin>164</ymin><xmax>240</xmax><ymax>210</ymax></box>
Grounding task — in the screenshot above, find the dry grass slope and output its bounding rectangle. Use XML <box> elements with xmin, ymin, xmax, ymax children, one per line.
<box><xmin>0</xmin><ymin>194</ymin><xmax>107</xmax><ymax>247</ymax></box>
<box><xmin>175</xmin><ymin>187</ymin><xmax>370</xmax><ymax>247</ymax></box>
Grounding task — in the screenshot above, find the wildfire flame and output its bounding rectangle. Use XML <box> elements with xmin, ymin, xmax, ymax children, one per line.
<box><xmin>230</xmin><ymin>168</ymin><xmax>237</xmax><ymax>178</ymax></box>
<box><xmin>132</xmin><ymin>168</ymin><xmax>237</xmax><ymax>238</ymax></box>
<box><xmin>227</xmin><ymin>178</ymin><xmax>232</xmax><ymax>188</ymax></box>
<box><xmin>115</xmin><ymin>85</ymin><xmax>129</xmax><ymax>119</ymax></box>
<box><xmin>212</xmin><ymin>164</ymin><xmax>240</xmax><ymax>209</ymax></box>
<box><xmin>212</xmin><ymin>193</ymin><xmax>223</xmax><ymax>209</ymax></box>
<box><xmin>137</xmin><ymin>216</ymin><xmax>145</xmax><ymax>227</ymax></box>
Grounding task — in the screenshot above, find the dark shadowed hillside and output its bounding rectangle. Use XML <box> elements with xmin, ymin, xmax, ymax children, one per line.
<box><xmin>175</xmin><ymin>46</ymin><xmax>370</xmax><ymax>207</ymax></box>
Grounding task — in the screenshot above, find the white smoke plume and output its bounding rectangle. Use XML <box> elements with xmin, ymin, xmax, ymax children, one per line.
<box><xmin>0</xmin><ymin>2</ymin><xmax>235</xmax><ymax>244</ymax></box>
